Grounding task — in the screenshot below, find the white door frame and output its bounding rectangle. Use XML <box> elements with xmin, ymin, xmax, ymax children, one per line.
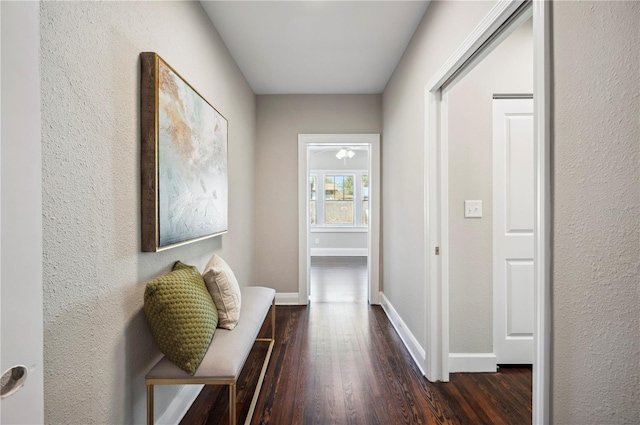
<box><xmin>424</xmin><ymin>1</ymin><xmax>551</xmax><ymax>424</ymax></box>
<box><xmin>298</xmin><ymin>134</ymin><xmax>381</xmax><ymax>306</ymax></box>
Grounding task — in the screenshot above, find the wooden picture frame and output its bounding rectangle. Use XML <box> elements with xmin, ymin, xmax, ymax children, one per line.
<box><xmin>140</xmin><ymin>52</ymin><xmax>228</xmax><ymax>252</ymax></box>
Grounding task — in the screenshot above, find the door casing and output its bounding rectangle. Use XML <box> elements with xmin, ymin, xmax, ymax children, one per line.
<box><xmin>424</xmin><ymin>1</ymin><xmax>552</xmax><ymax>424</ymax></box>
<box><xmin>298</xmin><ymin>134</ymin><xmax>381</xmax><ymax>306</ymax></box>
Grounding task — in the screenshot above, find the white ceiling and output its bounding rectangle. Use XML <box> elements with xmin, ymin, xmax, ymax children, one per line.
<box><xmin>200</xmin><ymin>1</ymin><xmax>431</xmax><ymax>95</ymax></box>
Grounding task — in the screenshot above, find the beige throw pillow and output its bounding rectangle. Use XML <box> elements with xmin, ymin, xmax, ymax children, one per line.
<box><xmin>202</xmin><ymin>254</ymin><xmax>241</xmax><ymax>329</ymax></box>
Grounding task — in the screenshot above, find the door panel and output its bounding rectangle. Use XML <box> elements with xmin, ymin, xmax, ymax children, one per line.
<box><xmin>506</xmin><ymin>260</ymin><xmax>534</xmax><ymax>335</ymax></box>
<box><xmin>493</xmin><ymin>98</ymin><xmax>534</xmax><ymax>364</ymax></box>
<box><xmin>506</xmin><ymin>116</ymin><xmax>535</xmax><ymax>233</ymax></box>
<box><xmin>1</xmin><ymin>2</ymin><xmax>45</xmax><ymax>422</ymax></box>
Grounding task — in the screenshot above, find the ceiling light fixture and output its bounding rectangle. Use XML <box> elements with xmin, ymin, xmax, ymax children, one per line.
<box><xmin>335</xmin><ymin>147</ymin><xmax>355</xmax><ymax>160</ymax></box>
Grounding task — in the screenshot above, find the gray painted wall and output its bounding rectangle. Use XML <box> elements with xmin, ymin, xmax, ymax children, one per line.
<box><xmin>40</xmin><ymin>2</ymin><xmax>256</xmax><ymax>423</ymax></box>
<box><xmin>382</xmin><ymin>0</ymin><xmax>496</xmax><ymax>348</ymax></box>
<box><xmin>447</xmin><ymin>19</ymin><xmax>533</xmax><ymax>353</ymax></box>
<box><xmin>254</xmin><ymin>95</ymin><xmax>381</xmax><ymax>293</ymax></box>
<box><xmin>552</xmin><ymin>2</ymin><xmax>639</xmax><ymax>423</ymax></box>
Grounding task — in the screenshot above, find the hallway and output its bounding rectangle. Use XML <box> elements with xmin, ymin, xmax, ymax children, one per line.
<box><xmin>182</xmin><ymin>295</ymin><xmax>532</xmax><ymax>424</ymax></box>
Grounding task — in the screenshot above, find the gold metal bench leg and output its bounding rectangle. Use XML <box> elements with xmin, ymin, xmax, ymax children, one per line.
<box><xmin>271</xmin><ymin>300</ymin><xmax>276</xmax><ymax>341</ymax></box>
<box><xmin>229</xmin><ymin>383</ymin><xmax>237</xmax><ymax>425</ymax></box>
<box><xmin>147</xmin><ymin>384</ymin><xmax>154</xmax><ymax>425</ymax></box>
<box><xmin>245</xmin><ymin>299</ymin><xmax>276</xmax><ymax>425</ymax></box>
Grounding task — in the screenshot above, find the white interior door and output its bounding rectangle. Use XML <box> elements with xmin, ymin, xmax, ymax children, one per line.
<box><xmin>493</xmin><ymin>97</ymin><xmax>534</xmax><ymax>364</ymax></box>
<box><xmin>1</xmin><ymin>2</ymin><xmax>45</xmax><ymax>422</ymax></box>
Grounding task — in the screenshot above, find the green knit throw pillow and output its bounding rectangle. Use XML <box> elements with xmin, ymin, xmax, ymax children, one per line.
<box><xmin>144</xmin><ymin>261</ymin><xmax>218</xmax><ymax>375</ymax></box>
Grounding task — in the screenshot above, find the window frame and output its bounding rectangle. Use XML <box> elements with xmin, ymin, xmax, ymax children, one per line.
<box><xmin>310</xmin><ymin>169</ymin><xmax>368</xmax><ymax>229</ymax></box>
<box><xmin>309</xmin><ymin>173</ymin><xmax>318</xmax><ymax>226</ymax></box>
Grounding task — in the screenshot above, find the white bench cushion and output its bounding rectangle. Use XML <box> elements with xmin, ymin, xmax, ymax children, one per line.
<box><xmin>146</xmin><ymin>286</ymin><xmax>275</xmax><ymax>381</ymax></box>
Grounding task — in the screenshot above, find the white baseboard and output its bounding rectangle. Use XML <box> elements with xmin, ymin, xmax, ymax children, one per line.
<box><xmin>275</xmin><ymin>292</ymin><xmax>302</xmax><ymax>305</ymax></box>
<box><xmin>156</xmin><ymin>385</ymin><xmax>203</xmax><ymax>425</ymax></box>
<box><xmin>449</xmin><ymin>353</ymin><xmax>497</xmax><ymax>373</ymax></box>
<box><xmin>380</xmin><ymin>292</ymin><xmax>426</xmax><ymax>376</ymax></box>
<box><xmin>310</xmin><ymin>248</ymin><xmax>368</xmax><ymax>257</ymax></box>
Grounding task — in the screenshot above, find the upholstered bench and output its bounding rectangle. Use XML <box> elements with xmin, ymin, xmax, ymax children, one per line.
<box><xmin>146</xmin><ymin>286</ymin><xmax>276</xmax><ymax>425</ymax></box>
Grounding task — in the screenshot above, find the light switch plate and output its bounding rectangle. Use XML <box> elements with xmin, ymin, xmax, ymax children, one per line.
<box><xmin>465</xmin><ymin>200</ymin><xmax>482</xmax><ymax>218</ymax></box>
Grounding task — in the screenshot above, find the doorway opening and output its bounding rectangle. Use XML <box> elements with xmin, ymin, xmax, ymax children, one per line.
<box><xmin>445</xmin><ymin>16</ymin><xmax>534</xmax><ymax>370</ymax></box>
<box><xmin>308</xmin><ymin>144</ymin><xmax>370</xmax><ymax>303</ymax></box>
<box><xmin>298</xmin><ymin>134</ymin><xmax>380</xmax><ymax>306</ymax></box>
<box><xmin>424</xmin><ymin>1</ymin><xmax>551</xmax><ymax>423</ymax></box>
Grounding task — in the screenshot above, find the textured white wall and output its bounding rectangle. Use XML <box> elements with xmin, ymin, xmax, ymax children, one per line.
<box><xmin>254</xmin><ymin>95</ymin><xmax>381</xmax><ymax>293</ymax></box>
<box><xmin>447</xmin><ymin>19</ymin><xmax>533</xmax><ymax>353</ymax></box>
<box><xmin>40</xmin><ymin>2</ymin><xmax>256</xmax><ymax>423</ymax></box>
<box><xmin>552</xmin><ymin>2</ymin><xmax>640</xmax><ymax>423</ymax></box>
<box><xmin>382</xmin><ymin>1</ymin><xmax>496</xmax><ymax>348</ymax></box>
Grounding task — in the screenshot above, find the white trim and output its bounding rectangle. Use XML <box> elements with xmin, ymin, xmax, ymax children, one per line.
<box><xmin>275</xmin><ymin>292</ymin><xmax>301</xmax><ymax>306</ymax></box>
<box><xmin>299</xmin><ymin>134</ymin><xmax>381</xmax><ymax>306</ymax></box>
<box><xmin>440</xmin><ymin>90</ymin><xmax>450</xmax><ymax>381</ymax></box>
<box><xmin>380</xmin><ymin>293</ymin><xmax>426</xmax><ymax>376</ymax></box>
<box><xmin>310</xmin><ymin>227</ymin><xmax>368</xmax><ymax>233</ymax></box>
<box><xmin>310</xmin><ymin>248</ymin><xmax>368</xmax><ymax>257</ymax></box>
<box><xmin>367</xmin><ymin>136</ymin><xmax>381</xmax><ymax>305</ymax></box>
<box><xmin>532</xmin><ymin>1</ymin><xmax>552</xmax><ymax>423</ymax></box>
<box><xmin>424</xmin><ymin>78</ymin><xmax>443</xmax><ymax>383</ymax></box>
<box><xmin>424</xmin><ymin>0</ymin><xmax>551</xmax><ymax>423</ymax></box>
<box><xmin>298</xmin><ymin>138</ymin><xmax>310</xmax><ymax>305</ymax></box>
<box><xmin>448</xmin><ymin>353</ymin><xmax>497</xmax><ymax>373</ymax></box>
<box><xmin>155</xmin><ymin>385</ymin><xmax>203</xmax><ymax>425</ymax></box>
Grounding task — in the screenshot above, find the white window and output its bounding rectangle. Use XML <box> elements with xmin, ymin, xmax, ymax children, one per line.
<box><xmin>362</xmin><ymin>174</ymin><xmax>369</xmax><ymax>226</ymax></box>
<box><xmin>309</xmin><ymin>174</ymin><xmax>317</xmax><ymax>225</ymax></box>
<box><xmin>324</xmin><ymin>174</ymin><xmax>355</xmax><ymax>225</ymax></box>
<box><xmin>310</xmin><ymin>171</ymin><xmax>368</xmax><ymax>228</ymax></box>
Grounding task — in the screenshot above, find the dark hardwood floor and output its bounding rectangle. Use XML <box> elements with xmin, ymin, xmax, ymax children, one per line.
<box><xmin>182</xmin><ymin>257</ymin><xmax>531</xmax><ymax>424</ymax></box>
<box><xmin>180</xmin><ymin>305</ymin><xmax>532</xmax><ymax>425</ymax></box>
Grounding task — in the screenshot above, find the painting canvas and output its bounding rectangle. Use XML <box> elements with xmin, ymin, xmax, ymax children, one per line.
<box><xmin>141</xmin><ymin>52</ymin><xmax>228</xmax><ymax>252</ymax></box>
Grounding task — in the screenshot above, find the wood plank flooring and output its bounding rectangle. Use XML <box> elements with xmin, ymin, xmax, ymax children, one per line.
<box><xmin>182</xmin><ymin>258</ymin><xmax>531</xmax><ymax>424</ymax></box>
<box><xmin>310</xmin><ymin>256</ymin><xmax>367</xmax><ymax>303</ymax></box>
<box><xmin>180</xmin><ymin>305</ymin><xmax>532</xmax><ymax>425</ymax></box>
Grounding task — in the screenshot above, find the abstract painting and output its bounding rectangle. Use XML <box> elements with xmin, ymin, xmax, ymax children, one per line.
<box><xmin>141</xmin><ymin>52</ymin><xmax>228</xmax><ymax>252</ymax></box>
